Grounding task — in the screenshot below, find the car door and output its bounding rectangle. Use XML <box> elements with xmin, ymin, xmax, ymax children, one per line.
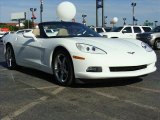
<box><xmin>133</xmin><ymin>27</ymin><xmax>142</xmax><ymax>39</ymax></box>
<box><xmin>121</xmin><ymin>27</ymin><xmax>133</xmax><ymax>38</ymax></box>
<box><xmin>15</xmin><ymin>31</ymin><xmax>42</xmax><ymax>69</ymax></box>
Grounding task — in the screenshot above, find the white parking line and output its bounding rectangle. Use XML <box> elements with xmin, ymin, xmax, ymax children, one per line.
<box><xmin>10</xmin><ymin>72</ymin><xmax>16</xmax><ymax>84</ymax></box>
<box><xmin>1</xmin><ymin>101</ymin><xmax>40</xmax><ymax>120</ymax></box>
<box><xmin>24</xmin><ymin>86</ymin><xmax>58</xmax><ymax>91</ymax></box>
<box><xmin>128</xmin><ymin>85</ymin><xmax>160</xmax><ymax>94</ymax></box>
<box><xmin>0</xmin><ymin>68</ymin><xmax>8</xmax><ymax>72</ymax></box>
<box><xmin>51</xmin><ymin>86</ymin><xmax>65</xmax><ymax>95</ymax></box>
<box><xmin>87</xmin><ymin>89</ymin><xmax>160</xmax><ymax>113</ymax></box>
<box><xmin>1</xmin><ymin>87</ymin><xmax>65</xmax><ymax>120</ymax></box>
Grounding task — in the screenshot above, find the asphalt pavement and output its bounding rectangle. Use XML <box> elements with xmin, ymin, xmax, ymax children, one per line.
<box><xmin>0</xmin><ymin>42</ymin><xmax>160</xmax><ymax>120</ymax></box>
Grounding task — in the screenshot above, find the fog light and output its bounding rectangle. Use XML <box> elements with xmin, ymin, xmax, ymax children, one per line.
<box><xmin>86</xmin><ymin>67</ymin><xmax>102</xmax><ymax>72</ymax></box>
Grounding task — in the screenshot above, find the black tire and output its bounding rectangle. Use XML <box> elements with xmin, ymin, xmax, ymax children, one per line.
<box><xmin>5</xmin><ymin>45</ymin><xmax>17</xmax><ymax>69</ymax></box>
<box><xmin>52</xmin><ymin>49</ymin><xmax>75</xmax><ymax>86</ymax></box>
<box><xmin>154</xmin><ymin>39</ymin><xmax>160</xmax><ymax>50</ymax></box>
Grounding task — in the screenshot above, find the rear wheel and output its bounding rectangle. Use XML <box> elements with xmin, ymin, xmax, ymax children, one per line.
<box><xmin>52</xmin><ymin>49</ymin><xmax>75</xmax><ymax>86</ymax></box>
<box><xmin>5</xmin><ymin>45</ymin><xmax>17</xmax><ymax>69</ymax></box>
<box><xmin>154</xmin><ymin>39</ymin><xmax>160</xmax><ymax>50</ymax></box>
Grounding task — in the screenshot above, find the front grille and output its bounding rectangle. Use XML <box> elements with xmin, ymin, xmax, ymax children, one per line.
<box><xmin>110</xmin><ymin>65</ymin><xmax>147</xmax><ymax>72</ymax></box>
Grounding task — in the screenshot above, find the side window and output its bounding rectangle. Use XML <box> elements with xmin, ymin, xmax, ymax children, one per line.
<box><xmin>25</xmin><ymin>30</ymin><xmax>31</xmax><ymax>33</ymax></box>
<box><xmin>123</xmin><ymin>27</ymin><xmax>132</xmax><ymax>33</ymax></box>
<box><xmin>142</xmin><ymin>27</ymin><xmax>151</xmax><ymax>32</ymax></box>
<box><xmin>133</xmin><ymin>27</ymin><xmax>142</xmax><ymax>33</ymax></box>
<box><xmin>96</xmin><ymin>28</ymin><xmax>103</xmax><ymax>33</ymax></box>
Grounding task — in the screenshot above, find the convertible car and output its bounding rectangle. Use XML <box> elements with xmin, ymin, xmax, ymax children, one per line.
<box><xmin>3</xmin><ymin>21</ymin><xmax>157</xmax><ymax>86</ymax></box>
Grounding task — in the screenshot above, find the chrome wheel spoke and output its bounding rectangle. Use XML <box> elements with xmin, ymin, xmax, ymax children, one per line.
<box><xmin>57</xmin><ymin>56</ymin><xmax>62</xmax><ymax>65</ymax></box>
<box><xmin>6</xmin><ymin>48</ymin><xmax>12</xmax><ymax>67</ymax></box>
<box><xmin>54</xmin><ymin>54</ymin><xmax>69</xmax><ymax>83</ymax></box>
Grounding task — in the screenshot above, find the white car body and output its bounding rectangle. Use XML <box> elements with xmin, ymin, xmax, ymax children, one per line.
<box><xmin>3</xmin><ymin>22</ymin><xmax>157</xmax><ymax>85</ymax></box>
<box><xmin>101</xmin><ymin>25</ymin><xmax>152</xmax><ymax>39</ymax></box>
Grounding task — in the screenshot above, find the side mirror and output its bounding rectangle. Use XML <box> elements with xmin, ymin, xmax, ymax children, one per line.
<box><xmin>122</xmin><ymin>30</ymin><xmax>127</xmax><ymax>34</ymax></box>
<box><xmin>23</xmin><ymin>32</ymin><xmax>37</xmax><ymax>40</ymax></box>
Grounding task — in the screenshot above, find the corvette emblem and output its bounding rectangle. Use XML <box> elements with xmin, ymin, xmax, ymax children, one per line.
<box><xmin>127</xmin><ymin>52</ymin><xmax>135</xmax><ymax>54</ymax></box>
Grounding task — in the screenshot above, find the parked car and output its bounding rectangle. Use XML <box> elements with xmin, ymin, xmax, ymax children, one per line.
<box><xmin>0</xmin><ymin>31</ymin><xmax>5</xmax><ymax>42</ymax></box>
<box><xmin>136</xmin><ymin>26</ymin><xmax>160</xmax><ymax>49</ymax></box>
<box><xmin>101</xmin><ymin>25</ymin><xmax>152</xmax><ymax>39</ymax></box>
<box><xmin>90</xmin><ymin>27</ymin><xmax>111</xmax><ymax>33</ymax></box>
<box><xmin>3</xmin><ymin>22</ymin><xmax>157</xmax><ymax>86</ymax></box>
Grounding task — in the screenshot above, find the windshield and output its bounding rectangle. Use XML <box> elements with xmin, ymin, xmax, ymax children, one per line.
<box><xmin>111</xmin><ymin>27</ymin><xmax>123</xmax><ymax>32</ymax></box>
<box><xmin>151</xmin><ymin>26</ymin><xmax>160</xmax><ymax>32</ymax></box>
<box><xmin>40</xmin><ymin>22</ymin><xmax>101</xmax><ymax>38</ymax></box>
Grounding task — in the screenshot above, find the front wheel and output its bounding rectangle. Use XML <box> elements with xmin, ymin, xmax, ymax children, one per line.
<box><xmin>5</xmin><ymin>45</ymin><xmax>17</xmax><ymax>69</ymax></box>
<box><xmin>52</xmin><ymin>49</ymin><xmax>75</xmax><ymax>86</ymax></box>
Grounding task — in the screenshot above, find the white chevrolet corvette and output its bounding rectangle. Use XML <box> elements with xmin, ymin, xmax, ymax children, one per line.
<box><xmin>3</xmin><ymin>22</ymin><xmax>157</xmax><ymax>85</ymax></box>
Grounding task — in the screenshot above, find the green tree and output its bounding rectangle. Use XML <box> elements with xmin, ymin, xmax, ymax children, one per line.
<box><xmin>144</xmin><ymin>20</ymin><xmax>153</xmax><ymax>26</ymax></box>
<box><xmin>23</xmin><ymin>20</ymin><xmax>33</xmax><ymax>29</ymax></box>
<box><xmin>0</xmin><ymin>23</ymin><xmax>18</xmax><ymax>31</ymax></box>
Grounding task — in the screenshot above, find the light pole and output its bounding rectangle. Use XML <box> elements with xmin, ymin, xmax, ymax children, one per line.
<box><xmin>103</xmin><ymin>16</ymin><xmax>107</xmax><ymax>27</ymax></box>
<box><xmin>40</xmin><ymin>0</ymin><xmax>43</xmax><ymax>23</ymax></box>
<box><xmin>131</xmin><ymin>2</ymin><xmax>136</xmax><ymax>26</ymax></box>
<box><xmin>96</xmin><ymin>0</ymin><xmax>104</xmax><ymax>27</ymax></box>
<box><xmin>30</xmin><ymin>8</ymin><xmax>36</xmax><ymax>28</ymax></box>
<box><xmin>154</xmin><ymin>21</ymin><xmax>158</xmax><ymax>27</ymax></box>
<box><xmin>82</xmin><ymin>14</ymin><xmax>87</xmax><ymax>25</ymax></box>
<box><xmin>135</xmin><ymin>19</ymin><xmax>138</xmax><ymax>25</ymax></box>
<box><xmin>123</xmin><ymin>18</ymin><xmax>126</xmax><ymax>25</ymax></box>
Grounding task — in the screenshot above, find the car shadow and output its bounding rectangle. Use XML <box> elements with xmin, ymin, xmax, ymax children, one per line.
<box><xmin>72</xmin><ymin>78</ymin><xmax>143</xmax><ymax>88</ymax></box>
<box><xmin>15</xmin><ymin>66</ymin><xmax>56</xmax><ymax>84</ymax></box>
<box><xmin>0</xmin><ymin>61</ymin><xmax>143</xmax><ymax>88</ymax></box>
<box><xmin>15</xmin><ymin>66</ymin><xmax>143</xmax><ymax>88</ymax></box>
<box><xmin>0</xmin><ymin>61</ymin><xmax>7</xmax><ymax>67</ymax></box>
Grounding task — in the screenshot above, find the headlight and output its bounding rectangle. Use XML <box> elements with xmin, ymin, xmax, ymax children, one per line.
<box><xmin>141</xmin><ymin>42</ymin><xmax>153</xmax><ymax>52</ymax></box>
<box><xmin>76</xmin><ymin>43</ymin><xmax>106</xmax><ymax>54</ymax></box>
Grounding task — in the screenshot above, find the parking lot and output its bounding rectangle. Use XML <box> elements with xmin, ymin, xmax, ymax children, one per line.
<box><xmin>0</xmin><ymin>42</ymin><xmax>160</xmax><ymax>120</ymax></box>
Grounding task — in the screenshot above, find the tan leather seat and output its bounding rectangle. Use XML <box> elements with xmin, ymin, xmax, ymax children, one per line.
<box><xmin>57</xmin><ymin>28</ymin><xmax>69</xmax><ymax>36</ymax></box>
<box><xmin>32</xmin><ymin>28</ymin><xmax>40</xmax><ymax>37</ymax></box>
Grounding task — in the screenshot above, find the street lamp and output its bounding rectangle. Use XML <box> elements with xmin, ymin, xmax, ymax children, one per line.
<box><xmin>123</xmin><ymin>18</ymin><xmax>126</xmax><ymax>25</ymax></box>
<box><xmin>40</xmin><ymin>0</ymin><xmax>43</xmax><ymax>23</ymax></box>
<box><xmin>82</xmin><ymin>14</ymin><xmax>87</xmax><ymax>25</ymax></box>
<box><xmin>30</xmin><ymin>8</ymin><xmax>36</xmax><ymax>28</ymax></box>
<box><xmin>131</xmin><ymin>2</ymin><xmax>136</xmax><ymax>26</ymax></box>
<box><xmin>154</xmin><ymin>21</ymin><xmax>158</xmax><ymax>27</ymax></box>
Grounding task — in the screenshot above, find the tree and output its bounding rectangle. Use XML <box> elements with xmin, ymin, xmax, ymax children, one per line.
<box><xmin>0</xmin><ymin>23</ymin><xmax>18</xmax><ymax>31</ymax></box>
<box><xmin>143</xmin><ymin>20</ymin><xmax>153</xmax><ymax>26</ymax></box>
<box><xmin>23</xmin><ymin>20</ymin><xmax>33</xmax><ymax>29</ymax></box>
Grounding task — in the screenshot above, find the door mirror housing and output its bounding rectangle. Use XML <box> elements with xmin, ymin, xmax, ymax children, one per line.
<box><xmin>23</xmin><ymin>32</ymin><xmax>37</xmax><ymax>40</ymax></box>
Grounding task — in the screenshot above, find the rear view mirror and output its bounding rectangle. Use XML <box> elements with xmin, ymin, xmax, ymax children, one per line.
<box><xmin>122</xmin><ymin>30</ymin><xmax>127</xmax><ymax>33</ymax></box>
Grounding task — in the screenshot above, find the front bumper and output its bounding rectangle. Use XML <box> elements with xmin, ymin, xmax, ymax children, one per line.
<box><xmin>72</xmin><ymin>51</ymin><xmax>157</xmax><ymax>79</ymax></box>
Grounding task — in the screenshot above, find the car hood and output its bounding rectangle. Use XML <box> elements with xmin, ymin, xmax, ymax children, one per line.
<box><xmin>72</xmin><ymin>37</ymin><xmax>142</xmax><ymax>53</ymax></box>
<box><xmin>69</xmin><ymin>37</ymin><xmax>156</xmax><ymax>66</ymax></box>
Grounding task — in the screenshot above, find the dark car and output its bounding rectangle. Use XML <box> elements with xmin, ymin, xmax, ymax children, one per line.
<box><xmin>136</xmin><ymin>26</ymin><xmax>160</xmax><ymax>49</ymax></box>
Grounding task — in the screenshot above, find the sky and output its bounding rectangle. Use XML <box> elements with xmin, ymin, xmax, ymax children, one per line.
<box><xmin>0</xmin><ymin>0</ymin><xmax>160</xmax><ymax>27</ymax></box>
